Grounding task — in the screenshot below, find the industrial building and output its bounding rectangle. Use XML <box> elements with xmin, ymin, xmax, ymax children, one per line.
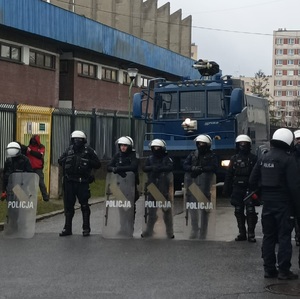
<box><xmin>0</xmin><ymin>0</ymin><xmax>199</xmax><ymax>112</ymax></box>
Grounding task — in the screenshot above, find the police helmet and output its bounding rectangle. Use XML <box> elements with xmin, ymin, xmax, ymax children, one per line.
<box><xmin>235</xmin><ymin>134</ymin><xmax>251</xmax><ymax>144</ymax></box>
<box><xmin>71</xmin><ymin>130</ymin><xmax>87</xmax><ymax>142</ymax></box>
<box><xmin>194</xmin><ymin>134</ymin><xmax>212</xmax><ymax>145</ymax></box>
<box><xmin>271</xmin><ymin>128</ymin><xmax>294</xmax><ymax>147</ymax></box>
<box><xmin>117</xmin><ymin>136</ymin><xmax>133</xmax><ymax>146</ymax></box>
<box><xmin>6</xmin><ymin>142</ymin><xmax>21</xmax><ymax>157</ymax></box>
<box><xmin>294</xmin><ymin>130</ymin><xmax>300</xmax><ymax>139</ymax></box>
<box><xmin>149</xmin><ymin>139</ymin><xmax>166</xmax><ymax>149</ymax></box>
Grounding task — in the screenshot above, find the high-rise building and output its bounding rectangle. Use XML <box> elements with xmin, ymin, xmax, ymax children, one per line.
<box><xmin>272</xmin><ymin>28</ymin><xmax>300</xmax><ymax>127</ymax></box>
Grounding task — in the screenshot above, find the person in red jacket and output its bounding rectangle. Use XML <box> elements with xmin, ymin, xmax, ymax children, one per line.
<box><xmin>27</xmin><ymin>135</ymin><xmax>49</xmax><ymax>202</ymax></box>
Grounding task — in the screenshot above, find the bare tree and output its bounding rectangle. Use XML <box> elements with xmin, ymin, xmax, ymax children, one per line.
<box><xmin>250</xmin><ymin>70</ymin><xmax>270</xmax><ymax>98</ymax></box>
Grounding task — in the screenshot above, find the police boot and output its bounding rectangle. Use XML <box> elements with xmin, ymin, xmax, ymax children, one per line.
<box><xmin>81</xmin><ymin>204</ymin><xmax>91</xmax><ymax>237</ymax></box>
<box><xmin>235</xmin><ymin>212</ymin><xmax>247</xmax><ymax>241</ymax></box>
<box><xmin>59</xmin><ymin>212</ymin><xmax>73</xmax><ymax>236</ymax></box>
<box><xmin>246</xmin><ymin>212</ymin><xmax>258</xmax><ymax>243</ymax></box>
<box><xmin>163</xmin><ymin>209</ymin><xmax>174</xmax><ymax>239</ymax></box>
<box><xmin>141</xmin><ymin>214</ymin><xmax>157</xmax><ymax>238</ymax></box>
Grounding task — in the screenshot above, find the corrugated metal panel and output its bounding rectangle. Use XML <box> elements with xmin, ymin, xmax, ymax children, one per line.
<box><xmin>0</xmin><ymin>0</ymin><xmax>200</xmax><ymax>79</ymax></box>
<box><xmin>0</xmin><ymin>105</ymin><xmax>15</xmax><ymax>168</ymax></box>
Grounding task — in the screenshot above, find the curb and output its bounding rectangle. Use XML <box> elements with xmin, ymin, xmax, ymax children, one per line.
<box><xmin>0</xmin><ymin>198</ymin><xmax>105</xmax><ymax>232</ymax></box>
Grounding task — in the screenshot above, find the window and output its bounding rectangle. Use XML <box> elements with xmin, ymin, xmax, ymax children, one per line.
<box><xmin>275</xmin><ymin>80</ymin><xmax>282</xmax><ymax>86</ymax></box>
<box><xmin>276</xmin><ymin>111</ymin><xmax>281</xmax><ymax>117</ymax></box>
<box><xmin>288</xmin><ymin>38</ymin><xmax>295</xmax><ymax>45</ymax></box>
<box><xmin>287</xmin><ymin>59</ymin><xmax>294</xmax><ymax>65</ymax></box>
<box><xmin>275</xmin><ymin>90</ymin><xmax>282</xmax><ymax>96</ymax></box>
<box><xmin>275</xmin><ymin>49</ymin><xmax>283</xmax><ymax>55</ymax></box>
<box><xmin>141</xmin><ymin>76</ymin><xmax>151</xmax><ymax>88</ymax></box>
<box><xmin>29</xmin><ymin>50</ymin><xmax>55</xmax><ymax>69</ymax></box>
<box><xmin>287</xmin><ymin>90</ymin><xmax>293</xmax><ymax>96</ymax></box>
<box><xmin>288</xmin><ymin>49</ymin><xmax>294</xmax><ymax>56</ymax></box>
<box><xmin>276</xmin><ymin>70</ymin><xmax>283</xmax><ymax>76</ymax></box>
<box><xmin>276</xmin><ymin>38</ymin><xmax>283</xmax><ymax>45</ymax></box>
<box><xmin>298</xmin><ymin>70</ymin><xmax>300</xmax><ymax>76</ymax></box>
<box><xmin>287</xmin><ymin>80</ymin><xmax>293</xmax><ymax>86</ymax></box>
<box><xmin>77</xmin><ymin>61</ymin><xmax>96</xmax><ymax>78</ymax></box>
<box><xmin>0</xmin><ymin>43</ymin><xmax>21</xmax><ymax>62</ymax></box>
<box><xmin>102</xmin><ymin>67</ymin><xmax>118</xmax><ymax>82</ymax></box>
<box><xmin>287</xmin><ymin>70</ymin><xmax>294</xmax><ymax>76</ymax></box>
<box><xmin>275</xmin><ymin>59</ymin><xmax>283</xmax><ymax>65</ymax></box>
<box><xmin>123</xmin><ymin>72</ymin><xmax>138</xmax><ymax>86</ymax></box>
<box><xmin>297</xmin><ymin>90</ymin><xmax>300</xmax><ymax>96</ymax></box>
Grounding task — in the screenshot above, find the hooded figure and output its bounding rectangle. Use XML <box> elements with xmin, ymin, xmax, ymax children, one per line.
<box><xmin>26</xmin><ymin>135</ymin><xmax>49</xmax><ymax>202</ymax></box>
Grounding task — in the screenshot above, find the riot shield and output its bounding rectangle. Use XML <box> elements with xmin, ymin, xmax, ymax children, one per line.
<box><xmin>142</xmin><ymin>172</ymin><xmax>174</xmax><ymax>239</ymax></box>
<box><xmin>3</xmin><ymin>172</ymin><xmax>39</xmax><ymax>238</ymax></box>
<box><xmin>183</xmin><ymin>172</ymin><xmax>216</xmax><ymax>240</ymax></box>
<box><xmin>102</xmin><ymin>172</ymin><xmax>135</xmax><ymax>238</ymax></box>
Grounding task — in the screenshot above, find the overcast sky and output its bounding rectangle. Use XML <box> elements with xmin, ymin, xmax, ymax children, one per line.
<box><xmin>157</xmin><ymin>0</ymin><xmax>300</xmax><ymax>77</ymax></box>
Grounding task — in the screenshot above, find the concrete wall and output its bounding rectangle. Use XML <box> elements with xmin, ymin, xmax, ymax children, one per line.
<box><xmin>49</xmin><ymin>0</ymin><xmax>192</xmax><ymax>58</ymax></box>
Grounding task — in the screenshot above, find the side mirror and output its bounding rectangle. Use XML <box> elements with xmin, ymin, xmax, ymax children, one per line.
<box><xmin>229</xmin><ymin>88</ymin><xmax>244</xmax><ymax>115</ymax></box>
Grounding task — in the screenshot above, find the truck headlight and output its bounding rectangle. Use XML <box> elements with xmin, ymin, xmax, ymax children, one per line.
<box><xmin>221</xmin><ymin>160</ymin><xmax>230</xmax><ymax>167</ymax></box>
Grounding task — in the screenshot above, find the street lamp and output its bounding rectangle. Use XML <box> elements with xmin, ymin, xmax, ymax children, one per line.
<box><xmin>127</xmin><ymin>67</ymin><xmax>138</xmax><ymax>135</ymax></box>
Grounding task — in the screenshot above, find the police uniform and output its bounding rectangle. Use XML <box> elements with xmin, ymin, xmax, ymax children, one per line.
<box><xmin>249</xmin><ymin>128</ymin><xmax>300</xmax><ymax>280</ymax></box>
<box><xmin>107</xmin><ymin>136</ymin><xmax>139</xmax><ymax>235</ymax></box>
<box><xmin>293</xmin><ymin>129</ymin><xmax>300</xmax><ymax>246</ymax></box>
<box><xmin>223</xmin><ymin>135</ymin><xmax>258</xmax><ymax>242</ymax></box>
<box><xmin>183</xmin><ymin>135</ymin><xmax>217</xmax><ymax>239</ymax></box>
<box><xmin>141</xmin><ymin>139</ymin><xmax>174</xmax><ymax>238</ymax></box>
<box><xmin>58</xmin><ymin>131</ymin><xmax>101</xmax><ymax>237</ymax></box>
<box><xmin>2</xmin><ymin>142</ymin><xmax>33</xmax><ymax>230</ymax></box>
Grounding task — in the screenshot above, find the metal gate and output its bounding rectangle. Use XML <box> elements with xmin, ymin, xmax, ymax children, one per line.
<box><xmin>16</xmin><ymin>104</ymin><xmax>54</xmax><ymax>194</ymax></box>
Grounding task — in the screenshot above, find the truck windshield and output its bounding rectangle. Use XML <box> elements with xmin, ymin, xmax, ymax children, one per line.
<box><xmin>155</xmin><ymin>90</ymin><xmax>223</xmax><ymax>120</ymax></box>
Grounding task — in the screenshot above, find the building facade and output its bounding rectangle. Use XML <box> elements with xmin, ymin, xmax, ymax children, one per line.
<box><xmin>46</xmin><ymin>0</ymin><xmax>192</xmax><ymax>58</ymax></box>
<box><xmin>272</xmin><ymin>29</ymin><xmax>300</xmax><ymax>127</ymax></box>
<box><xmin>0</xmin><ymin>0</ymin><xmax>199</xmax><ymax>112</ymax></box>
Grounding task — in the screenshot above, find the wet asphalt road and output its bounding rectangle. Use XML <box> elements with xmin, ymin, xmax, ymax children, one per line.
<box><xmin>1</xmin><ymin>197</ymin><xmax>300</xmax><ymax>299</ymax></box>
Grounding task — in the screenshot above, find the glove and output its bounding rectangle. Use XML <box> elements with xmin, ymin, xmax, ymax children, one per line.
<box><xmin>1</xmin><ymin>191</ymin><xmax>7</xmax><ymax>201</ymax></box>
<box><xmin>152</xmin><ymin>165</ymin><xmax>161</xmax><ymax>173</ymax></box>
<box><xmin>119</xmin><ymin>172</ymin><xmax>127</xmax><ymax>178</ymax></box>
<box><xmin>191</xmin><ymin>166</ymin><xmax>202</xmax><ymax>172</ymax></box>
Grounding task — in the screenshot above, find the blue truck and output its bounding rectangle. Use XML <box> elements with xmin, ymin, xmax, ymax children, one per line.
<box><xmin>133</xmin><ymin>60</ymin><xmax>270</xmax><ymax>190</ymax></box>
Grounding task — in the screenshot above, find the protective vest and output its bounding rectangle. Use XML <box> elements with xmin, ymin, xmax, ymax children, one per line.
<box><xmin>63</xmin><ymin>145</ymin><xmax>96</xmax><ymax>179</ymax></box>
<box><xmin>190</xmin><ymin>150</ymin><xmax>217</xmax><ymax>173</ymax></box>
<box><xmin>232</xmin><ymin>153</ymin><xmax>256</xmax><ymax>187</ymax></box>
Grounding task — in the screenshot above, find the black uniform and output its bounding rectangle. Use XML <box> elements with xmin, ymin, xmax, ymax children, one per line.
<box><xmin>58</xmin><ymin>143</ymin><xmax>101</xmax><ymax>236</ymax></box>
<box><xmin>107</xmin><ymin>149</ymin><xmax>139</xmax><ymax>198</ymax></box>
<box><xmin>183</xmin><ymin>146</ymin><xmax>218</xmax><ymax>238</ymax></box>
<box><xmin>107</xmin><ymin>147</ymin><xmax>139</xmax><ymax>234</ymax></box>
<box><xmin>142</xmin><ymin>149</ymin><xmax>174</xmax><ymax>238</ymax></box>
<box><xmin>293</xmin><ymin>144</ymin><xmax>300</xmax><ymax>246</ymax></box>
<box><xmin>3</xmin><ymin>155</ymin><xmax>33</xmax><ymax>192</ymax></box>
<box><xmin>223</xmin><ymin>151</ymin><xmax>258</xmax><ymax>242</ymax></box>
<box><xmin>249</xmin><ymin>144</ymin><xmax>300</xmax><ymax>278</ymax></box>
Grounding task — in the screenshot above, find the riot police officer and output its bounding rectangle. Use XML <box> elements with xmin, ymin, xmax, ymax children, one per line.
<box><xmin>58</xmin><ymin>130</ymin><xmax>101</xmax><ymax>237</ymax></box>
<box><xmin>141</xmin><ymin>139</ymin><xmax>174</xmax><ymax>239</ymax></box>
<box><xmin>249</xmin><ymin>128</ymin><xmax>300</xmax><ymax>280</ymax></box>
<box><xmin>293</xmin><ymin>129</ymin><xmax>300</xmax><ymax>246</ymax></box>
<box><xmin>183</xmin><ymin>134</ymin><xmax>218</xmax><ymax>239</ymax></box>
<box><xmin>223</xmin><ymin>135</ymin><xmax>258</xmax><ymax>242</ymax></box>
<box><xmin>2</xmin><ymin>142</ymin><xmax>33</xmax><ymax>199</ymax></box>
<box><xmin>107</xmin><ymin>136</ymin><xmax>139</xmax><ymax>234</ymax></box>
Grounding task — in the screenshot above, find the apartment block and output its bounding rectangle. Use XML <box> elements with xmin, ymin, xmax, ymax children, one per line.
<box><xmin>272</xmin><ymin>28</ymin><xmax>300</xmax><ymax>127</ymax></box>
